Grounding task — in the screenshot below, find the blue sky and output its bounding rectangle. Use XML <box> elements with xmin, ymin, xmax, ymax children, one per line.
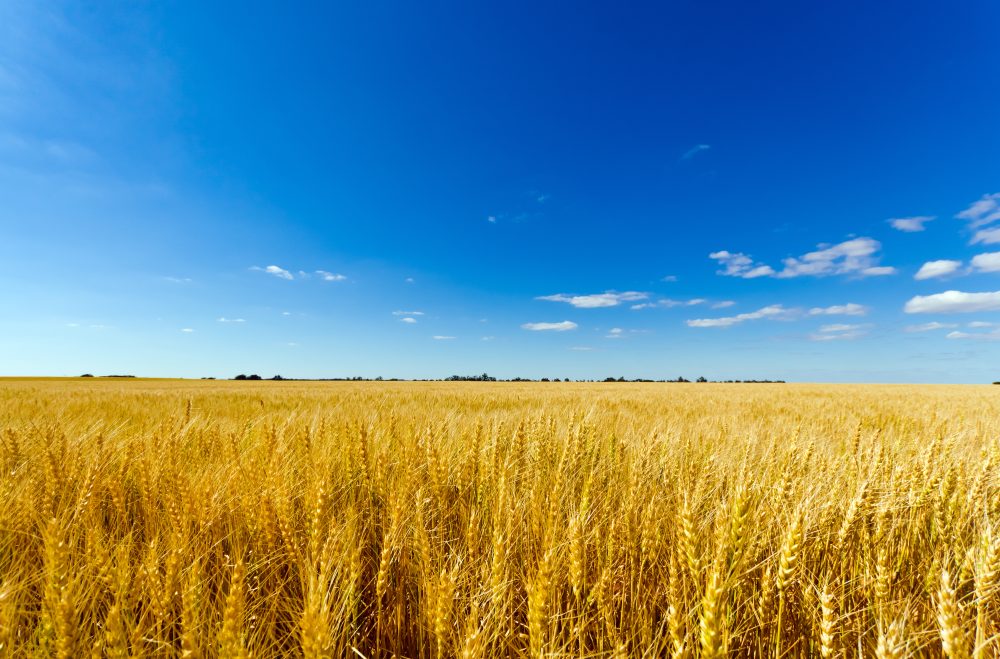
<box><xmin>2</xmin><ymin>1</ymin><xmax>1000</xmax><ymax>382</ymax></box>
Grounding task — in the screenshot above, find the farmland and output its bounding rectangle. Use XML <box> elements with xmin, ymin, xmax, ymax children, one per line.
<box><xmin>0</xmin><ymin>379</ymin><xmax>997</xmax><ymax>657</ymax></box>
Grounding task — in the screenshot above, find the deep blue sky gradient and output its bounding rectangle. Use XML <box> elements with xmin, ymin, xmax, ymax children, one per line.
<box><xmin>2</xmin><ymin>1</ymin><xmax>1000</xmax><ymax>381</ymax></box>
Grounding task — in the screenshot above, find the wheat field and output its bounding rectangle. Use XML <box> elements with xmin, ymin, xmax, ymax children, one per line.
<box><xmin>0</xmin><ymin>378</ymin><xmax>997</xmax><ymax>658</ymax></box>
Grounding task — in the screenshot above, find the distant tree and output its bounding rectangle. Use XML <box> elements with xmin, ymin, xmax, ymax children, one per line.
<box><xmin>617</xmin><ymin>376</ymin><xmax>626</xmax><ymax>382</ymax></box>
<box><xmin>271</xmin><ymin>375</ymin><xmax>284</xmax><ymax>381</ymax></box>
<box><xmin>234</xmin><ymin>374</ymin><xmax>247</xmax><ymax>380</ymax></box>
<box><xmin>80</xmin><ymin>373</ymin><xmax>94</xmax><ymax>378</ymax></box>
<box><xmin>697</xmin><ymin>376</ymin><xmax>708</xmax><ymax>383</ymax></box>
<box><xmin>248</xmin><ymin>374</ymin><xmax>262</xmax><ymax>380</ymax></box>
<box><xmin>540</xmin><ymin>378</ymin><xmax>550</xmax><ymax>382</ymax></box>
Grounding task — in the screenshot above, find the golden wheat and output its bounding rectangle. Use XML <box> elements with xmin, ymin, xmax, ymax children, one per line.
<box><xmin>0</xmin><ymin>378</ymin><xmax>997</xmax><ymax>657</ymax></box>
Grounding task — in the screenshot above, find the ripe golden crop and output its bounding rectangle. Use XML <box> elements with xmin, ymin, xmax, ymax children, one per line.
<box><xmin>0</xmin><ymin>379</ymin><xmax>997</xmax><ymax>657</ymax></box>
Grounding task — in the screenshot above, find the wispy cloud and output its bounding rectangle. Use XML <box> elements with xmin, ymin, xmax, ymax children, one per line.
<box><xmin>889</xmin><ymin>216</ymin><xmax>935</xmax><ymax>232</ymax></box>
<box><xmin>251</xmin><ymin>265</ymin><xmax>293</xmax><ymax>280</ymax></box>
<box><xmin>808</xmin><ymin>303</ymin><xmax>868</xmax><ymax>316</ymax></box>
<box><xmin>570</xmin><ymin>346</ymin><xmax>594</xmax><ymax>351</ymax></box>
<box><xmin>538</xmin><ymin>291</ymin><xmax>647</xmax><ymax>308</ymax></box>
<box><xmin>163</xmin><ymin>276</ymin><xmax>192</xmax><ymax>284</ymax></box>
<box><xmin>904</xmin><ymin>322</ymin><xmax>958</xmax><ymax>332</ymax></box>
<box><xmin>946</xmin><ymin>329</ymin><xmax>1000</xmax><ymax>341</ymax></box>
<box><xmin>217</xmin><ymin>317</ymin><xmax>246</xmax><ymax>323</ymax></box>
<box><xmin>399</xmin><ymin>317</ymin><xmax>418</xmax><ymax>324</ymax></box>
<box><xmin>605</xmin><ymin>327</ymin><xmax>624</xmax><ymax>339</ymax></box>
<box><xmin>316</xmin><ymin>270</ymin><xmax>347</xmax><ymax>281</ymax></box>
<box><xmin>711</xmin><ymin>238</ymin><xmax>895</xmax><ymax>279</ymax></box>
<box><xmin>392</xmin><ymin>310</ymin><xmax>425</xmax><ymax>316</ymax></box>
<box><xmin>686</xmin><ymin>305</ymin><xmax>790</xmax><ymax>328</ymax></box>
<box><xmin>661</xmin><ymin>275</ymin><xmax>678</xmax><ymax>282</ymax></box>
<box><xmin>680</xmin><ymin>144</ymin><xmax>711</xmax><ymax>160</ymax></box>
<box><xmin>711</xmin><ymin>300</ymin><xmax>735</xmax><ymax>309</ymax></box>
<box><xmin>180</xmin><ymin>328</ymin><xmax>195</xmax><ymax>333</ymax></box>
<box><xmin>904</xmin><ymin>290</ymin><xmax>1000</xmax><ymax>314</ymax></box>
<box><xmin>432</xmin><ymin>335</ymin><xmax>456</xmax><ymax>340</ymax></box>
<box><xmin>914</xmin><ymin>259</ymin><xmax>962</xmax><ymax>280</ymax></box>
<box><xmin>810</xmin><ymin>323</ymin><xmax>868</xmax><ymax>341</ymax></box>
<box><xmin>521</xmin><ymin>321</ymin><xmax>578</xmax><ymax>331</ymax></box>
<box><xmin>957</xmin><ymin>193</ymin><xmax>1000</xmax><ymax>244</ymax></box>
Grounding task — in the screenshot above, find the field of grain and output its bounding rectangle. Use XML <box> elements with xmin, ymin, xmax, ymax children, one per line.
<box><xmin>0</xmin><ymin>379</ymin><xmax>997</xmax><ymax>658</ymax></box>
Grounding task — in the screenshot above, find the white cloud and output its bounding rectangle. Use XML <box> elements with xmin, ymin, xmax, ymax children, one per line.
<box><xmin>487</xmin><ymin>215</ymin><xmax>497</xmax><ymax>223</ymax></box>
<box><xmin>252</xmin><ymin>265</ymin><xmax>293</xmax><ymax>280</ymax></box>
<box><xmin>968</xmin><ymin>321</ymin><xmax>996</xmax><ymax>328</ymax></box>
<box><xmin>889</xmin><ymin>216</ymin><xmax>935</xmax><ymax>232</ymax></box>
<box><xmin>711</xmin><ymin>300</ymin><xmax>735</xmax><ymax>309</ymax></box>
<box><xmin>538</xmin><ymin>291</ymin><xmax>647</xmax><ymax>308</ymax></box>
<box><xmin>957</xmin><ymin>193</ymin><xmax>1000</xmax><ymax>229</ymax></box>
<box><xmin>971</xmin><ymin>228</ymin><xmax>1000</xmax><ymax>245</ymax></box>
<box><xmin>904</xmin><ymin>290</ymin><xmax>1000</xmax><ymax>314</ymax></box>
<box><xmin>217</xmin><ymin>317</ymin><xmax>246</xmax><ymax>323</ymax></box>
<box><xmin>405</xmin><ymin>277</ymin><xmax>415</xmax><ymax>283</ymax></box>
<box><xmin>163</xmin><ymin>276</ymin><xmax>193</xmax><ymax>284</ymax></box>
<box><xmin>777</xmin><ymin>238</ymin><xmax>892</xmax><ymax>278</ymax></box>
<box><xmin>400</xmin><ymin>317</ymin><xmax>418</xmax><ymax>324</ymax></box>
<box><xmin>818</xmin><ymin>323</ymin><xmax>864</xmax><ymax>333</ymax></box>
<box><xmin>180</xmin><ymin>328</ymin><xmax>195</xmax><ymax>333</ymax></box>
<box><xmin>810</xmin><ymin>329</ymin><xmax>866</xmax><ymax>341</ymax></box>
<box><xmin>481</xmin><ymin>336</ymin><xmax>495</xmax><ymax>341</ymax></box>
<box><xmin>659</xmin><ymin>298</ymin><xmax>706</xmax><ymax>308</ymax></box>
<box><xmin>709</xmin><ymin>251</ymin><xmax>775</xmax><ymax>278</ymax></box>
<box><xmin>281</xmin><ymin>311</ymin><xmax>292</xmax><ymax>316</ymax></box>
<box><xmin>914</xmin><ymin>260</ymin><xmax>962</xmax><ymax>280</ymax></box>
<box><xmin>521</xmin><ymin>321</ymin><xmax>578</xmax><ymax>331</ymax></box>
<box><xmin>808</xmin><ymin>303</ymin><xmax>868</xmax><ymax>316</ymax></box>
<box><xmin>681</xmin><ymin>144</ymin><xmax>711</xmax><ymax>160</ymax></box>
<box><xmin>662</xmin><ymin>275</ymin><xmax>678</xmax><ymax>282</ymax></box>
<box><xmin>947</xmin><ymin>330</ymin><xmax>1000</xmax><ymax>341</ymax></box>
<box><xmin>316</xmin><ymin>270</ymin><xmax>347</xmax><ymax>281</ymax></box>
<box><xmin>904</xmin><ymin>322</ymin><xmax>958</xmax><ymax>332</ymax></box>
<box><xmin>432</xmin><ymin>335</ymin><xmax>456</xmax><ymax>340</ymax></box>
<box><xmin>860</xmin><ymin>266</ymin><xmax>898</xmax><ymax>277</ymax></box>
<box><xmin>632</xmin><ymin>298</ymin><xmax>706</xmax><ymax>310</ymax></box>
<box><xmin>956</xmin><ymin>194</ymin><xmax>1000</xmax><ymax>244</ymax></box>
<box><xmin>392</xmin><ymin>310</ymin><xmax>424</xmax><ymax>316</ymax></box>
<box><xmin>971</xmin><ymin>252</ymin><xmax>1000</xmax><ymax>273</ymax></box>
<box><xmin>712</xmin><ymin>238</ymin><xmax>894</xmax><ymax>279</ymax></box>
<box><xmin>606</xmin><ymin>327</ymin><xmax>624</xmax><ymax>339</ymax></box>
<box><xmin>686</xmin><ymin>304</ymin><xmax>789</xmax><ymax>328</ymax></box>
<box><xmin>570</xmin><ymin>346</ymin><xmax>594</xmax><ymax>351</ymax></box>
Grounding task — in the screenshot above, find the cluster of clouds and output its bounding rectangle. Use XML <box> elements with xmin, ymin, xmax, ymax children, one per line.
<box><xmin>710</xmin><ymin>237</ymin><xmax>896</xmax><ymax>280</ymax></box>
<box><xmin>251</xmin><ymin>265</ymin><xmax>346</xmax><ymax>281</ymax></box>
<box><xmin>244</xmin><ymin>193</ymin><xmax>1000</xmax><ymax>346</ymax></box>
